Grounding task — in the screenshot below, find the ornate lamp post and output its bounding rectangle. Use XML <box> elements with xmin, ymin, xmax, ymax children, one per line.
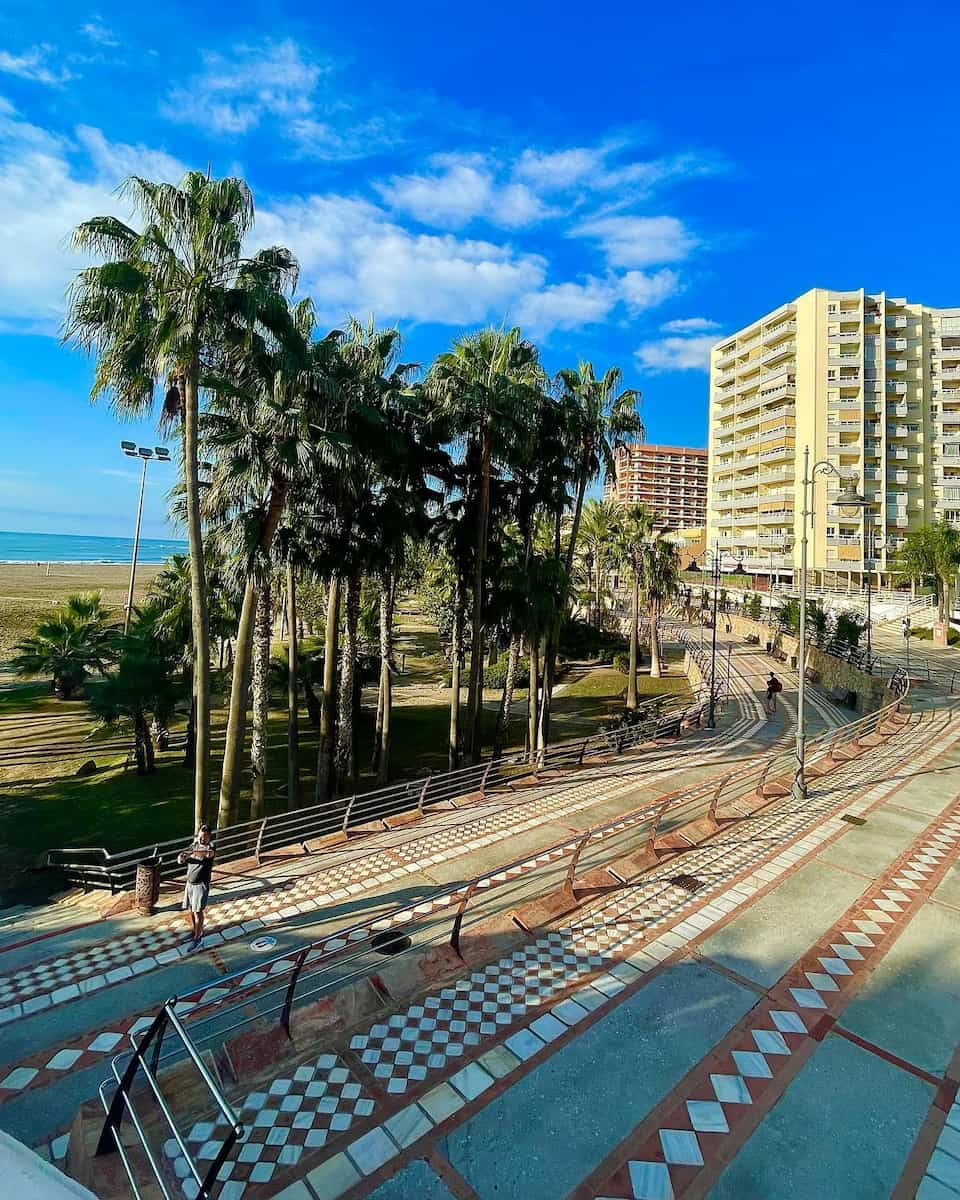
<box><xmin>794</xmin><ymin>446</ymin><xmax>868</xmax><ymax>798</ymax></box>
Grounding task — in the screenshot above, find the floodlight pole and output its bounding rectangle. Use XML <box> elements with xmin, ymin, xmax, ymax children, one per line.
<box><xmin>122</xmin><ymin>445</ymin><xmax>170</xmax><ymax>636</ymax></box>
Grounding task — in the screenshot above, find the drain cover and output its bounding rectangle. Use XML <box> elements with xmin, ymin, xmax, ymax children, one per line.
<box><xmin>670</xmin><ymin>874</ymin><xmax>704</xmax><ymax>893</ymax></box>
<box><xmin>371</xmin><ymin>929</ymin><xmax>412</xmax><ymax>955</ymax></box>
<box><xmin>841</xmin><ymin>814</ymin><xmax>867</xmax><ymax>826</ymax></box>
<box><xmin>250</xmin><ymin>935</ymin><xmax>278</xmax><ymax>952</ymax></box>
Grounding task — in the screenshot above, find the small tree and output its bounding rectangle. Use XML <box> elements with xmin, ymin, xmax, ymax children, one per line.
<box><xmin>89</xmin><ymin>606</ymin><xmax>185</xmax><ymax>775</ymax></box>
<box><xmin>894</xmin><ymin>523</ymin><xmax>960</xmax><ymax>625</ymax></box>
<box><xmin>12</xmin><ymin>593</ymin><xmax>119</xmax><ymax>699</ymax></box>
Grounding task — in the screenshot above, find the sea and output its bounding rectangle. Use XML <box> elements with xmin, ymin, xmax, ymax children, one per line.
<box><xmin>0</xmin><ymin>530</ymin><xmax>188</xmax><ymax>564</ymax></box>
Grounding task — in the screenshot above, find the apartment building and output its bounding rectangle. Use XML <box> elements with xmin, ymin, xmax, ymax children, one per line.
<box><xmin>605</xmin><ymin>443</ymin><xmax>708</xmax><ymax>530</ymax></box>
<box><xmin>706</xmin><ymin>288</ymin><xmax>960</xmax><ymax>586</ymax></box>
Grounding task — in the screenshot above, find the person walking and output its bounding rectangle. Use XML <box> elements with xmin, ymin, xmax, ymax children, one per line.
<box><xmin>178</xmin><ymin>823</ymin><xmax>215</xmax><ymax>949</ymax></box>
<box><xmin>764</xmin><ymin>671</ymin><xmax>782</xmax><ymax>719</ymax></box>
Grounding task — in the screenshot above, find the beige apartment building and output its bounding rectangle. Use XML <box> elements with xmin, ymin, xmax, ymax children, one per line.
<box><xmin>707</xmin><ymin>288</ymin><xmax>960</xmax><ymax>587</ymax></box>
<box><xmin>605</xmin><ymin>443</ymin><xmax>708</xmax><ymax>530</ymax></box>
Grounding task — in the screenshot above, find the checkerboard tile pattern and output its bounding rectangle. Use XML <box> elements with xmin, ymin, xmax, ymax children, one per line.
<box><xmin>120</xmin><ymin>705</ymin><xmax>952</xmax><ymax>1200</ymax></box>
<box><xmin>0</xmin><ymin>683</ymin><xmax>764</xmax><ymax>1029</ymax></box>
<box><xmin>588</xmin><ymin>803</ymin><xmax>960</xmax><ymax>1198</ymax></box>
<box><xmin>162</xmin><ymin>1054</ymin><xmax>374</xmax><ymax>1198</ymax></box>
<box><xmin>350</xmin><ymin>938</ymin><xmax>604</xmax><ymax>1095</ymax></box>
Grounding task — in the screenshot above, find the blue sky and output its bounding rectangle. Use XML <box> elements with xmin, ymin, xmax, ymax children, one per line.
<box><xmin>1</xmin><ymin>1</ymin><xmax>958</xmax><ymax>538</ymax></box>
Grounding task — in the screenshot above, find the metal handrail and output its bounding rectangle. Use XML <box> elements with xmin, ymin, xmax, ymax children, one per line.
<box><xmin>46</xmin><ymin>637</ymin><xmax>708</xmax><ymax>893</ymax></box>
<box><xmin>97</xmin><ymin>998</ymin><xmax>244</xmax><ymax>1200</ymax></box>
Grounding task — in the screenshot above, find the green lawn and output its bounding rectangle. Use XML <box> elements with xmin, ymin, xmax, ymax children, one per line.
<box><xmin>0</xmin><ymin>606</ymin><xmax>690</xmax><ymax>900</ymax></box>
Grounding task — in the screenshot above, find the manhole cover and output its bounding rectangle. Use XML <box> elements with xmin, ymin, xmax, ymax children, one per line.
<box><xmin>841</xmin><ymin>814</ymin><xmax>866</xmax><ymax>826</ymax></box>
<box><xmin>250</xmin><ymin>935</ymin><xmax>278</xmax><ymax>952</ymax></box>
<box><xmin>670</xmin><ymin>874</ymin><xmax>705</xmax><ymax>893</ymax></box>
<box><xmin>371</xmin><ymin>929</ymin><xmax>412</xmax><ymax>956</ymax></box>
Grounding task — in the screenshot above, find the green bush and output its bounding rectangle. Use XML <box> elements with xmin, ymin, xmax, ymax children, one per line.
<box><xmin>559</xmin><ymin>618</ymin><xmax>627</xmax><ymax>662</ymax></box>
<box><xmin>483</xmin><ymin>656</ymin><xmax>530</xmax><ymax>689</ymax></box>
<box><xmin>613</xmin><ymin>649</ymin><xmax>646</xmax><ymax>674</ymax></box>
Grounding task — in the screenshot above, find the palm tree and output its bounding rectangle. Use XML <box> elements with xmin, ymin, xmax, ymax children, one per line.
<box><xmin>614</xmin><ymin>503</ymin><xmax>655</xmax><ymax>707</ymax></box>
<box><xmin>555</xmin><ymin>363</ymin><xmax>643</xmax><ymax>578</ymax></box>
<box><xmin>205</xmin><ymin>302</ymin><xmax>341</xmax><ymax>824</ymax></box>
<box><xmin>577</xmin><ymin>498</ymin><xmax>623</xmax><ymax>629</ymax></box>
<box><xmin>65</xmin><ymin>171</ymin><xmax>298</xmax><ymax>829</ymax></box>
<box><xmin>894</xmin><ymin>523</ymin><xmax>960</xmax><ymax>626</ymax></box>
<box><xmin>638</xmin><ymin>536</ymin><xmax>681</xmax><ymax>678</ymax></box>
<box><xmin>427</xmin><ymin>328</ymin><xmax>545</xmax><ymax>761</ymax></box>
<box><xmin>90</xmin><ymin>603</ymin><xmax>185</xmax><ymax>774</ymax></box>
<box><xmin>12</xmin><ymin>593</ymin><xmax>119</xmax><ymax>699</ymax></box>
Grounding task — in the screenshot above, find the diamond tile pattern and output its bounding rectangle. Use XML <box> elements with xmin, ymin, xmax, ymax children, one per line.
<box><xmin>163</xmin><ymin>1055</ymin><xmax>373</xmax><ymax>1196</ymax></box>
<box><xmin>590</xmin><ymin>804</ymin><xmax>960</xmax><ymax>1199</ymax></box>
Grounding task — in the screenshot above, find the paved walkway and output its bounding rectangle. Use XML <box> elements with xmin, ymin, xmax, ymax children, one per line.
<box><xmin>0</xmin><ymin>637</ymin><xmax>819</xmax><ymax>1163</ymax></box>
<box><xmin>51</xmin><ymin>669</ymin><xmax>958</xmax><ymax>1200</ymax></box>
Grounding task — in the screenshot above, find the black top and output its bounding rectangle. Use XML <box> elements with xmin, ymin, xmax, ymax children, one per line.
<box><xmin>184</xmin><ymin>840</ymin><xmax>215</xmax><ymax>886</ymax></box>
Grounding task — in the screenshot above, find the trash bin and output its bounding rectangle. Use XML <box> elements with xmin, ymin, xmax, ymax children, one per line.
<box><xmin>135</xmin><ymin>856</ymin><xmax>161</xmax><ymax>916</ymax></box>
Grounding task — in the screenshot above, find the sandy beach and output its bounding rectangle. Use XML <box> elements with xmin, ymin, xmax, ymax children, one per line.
<box><xmin>0</xmin><ymin>562</ymin><xmax>163</xmax><ymax>658</ymax></box>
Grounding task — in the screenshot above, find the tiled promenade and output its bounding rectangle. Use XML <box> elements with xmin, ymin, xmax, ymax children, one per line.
<box><xmin>7</xmin><ymin>634</ymin><xmax>952</xmax><ymax>1200</ymax></box>
<box><xmin>136</xmin><ymin>692</ymin><xmax>959</xmax><ymax>1200</ymax></box>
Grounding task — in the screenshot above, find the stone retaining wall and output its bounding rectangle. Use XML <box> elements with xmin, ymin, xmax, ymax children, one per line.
<box><xmin>711</xmin><ymin>613</ymin><xmax>891</xmax><ymax>714</ymax></box>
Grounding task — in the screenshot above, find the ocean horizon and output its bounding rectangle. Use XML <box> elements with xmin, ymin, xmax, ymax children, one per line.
<box><xmin>0</xmin><ymin>529</ymin><xmax>188</xmax><ymax>564</ymax></box>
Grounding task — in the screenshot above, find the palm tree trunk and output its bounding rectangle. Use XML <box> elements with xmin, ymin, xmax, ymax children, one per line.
<box><xmin>182</xmin><ymin>371</ymin><xmax>210</xmax><ymax>830</ymax></box>
<box><xmin>184</xmin><ymin>674</ymin><xmax>196</xmax><ymax>767</ymax></box>
<box><xmin>466</xmin><ymin>419</ymin><xmax>492</xmax><ymax>762</ymax></box>
<box><xmin>493</xmin><ymin>632</ymin><xmax>521</xmax><ymax>757</ymax></box>
<box><xmin>376</xmin><ymin>574</ymin><xmax>394</xmax><ymax>785</ymax></box>
<box><xmin>650</xmin><ymin>601</ymin><xmax>663</xmax><ymax>678</ymax></box>
<box><xmin>627</xmin><ymin>569</ymin><xmax>640</xmax><ymax>709</ymax></box>
<box><xmin>595</xmin><ymin>562</ymin><xmax>603</xmax><ymax>630</ymax></box>
<box><xmin>449</xmin><ymin>577</ymin><xmax>464</xmax><ymax>771</ymax></box>
<box><xmin>286</xmin><ymin>559</ymin><xmax>299</xmax><ymax>809</ymax></box>
<box><xmin>527</xmin><ymin>637</ymin><xmax>540</xmax><ymax>766</ymax></box>
<box><xmin>134</xmin><ymin>710</ymin><xmax>149</xmax><ymax>775</ymax></box>
<box><xmin>218</xmin><ymin>580</ymin><xmax>257</xmax><ymax>826</ymax></box>
<box><xmin>336</xmin><ymin>570</ymin><xmax>361</xmax><ymax>791</ymax></box>
<box><xmin>317</xmin><ymin>574</ymin><xmax>341</xmax><ymax>801</ymax></box>
<box><xmin>250</xmin><ymin>580</ymin><xmax>271</xmax><ymax>821</ymax></box>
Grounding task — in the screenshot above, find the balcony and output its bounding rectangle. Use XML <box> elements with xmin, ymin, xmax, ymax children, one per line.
<box><xmin>759</xmin><ymin>444</ymin><xmax>793</xmax><ymax>462</ymax></box>
<box><xmin>831</xmin><ymin>354</ymin><xmax>861</xmax><ymax>367</ymax></box>
<box><xmin>763</xmin><ymin>319</ymin><xmax>797</xmax><ymax>342</ymax></box>
<box><xmin>940</xmin><ymin>342</ymin><xmax>960</xmax><ymax>359</ymax></box>
<box><xmin>939</xmin><ymin>366</ymin><xmax>960</xmax><ymax>380</ymax></box>
<box><xmin>761</xmin><ymin>341</ymin><xmax>795</xmax><ymax>366</ymax></box>
<box><xmin>828</xmin><ymin>307</ymin><xmax>861</xmax><ymax>324</ymax></box>
<box><xmin>886</xmin><ymin>315</ymin><xmax>908</xmax><ymax>329</ymax></box>
<box><xmin>888</xmin><ymin>447</ymin><xmax>909</xmax><ymax>460</ymax></box>
<box><xmin>886</xmin><ymin>380</ymin><xmax>907</xmax><ymax>394</ymax></box>
<box><xmin>887</xmin><ymin>403</ymin><xmax>909</xmax><ymax>417</ymax></box>
<box><xmin>759</xmin><ymin>510</ymin><xmax>794</xmax><ymax>525</ymax></box>
<box><xmin>829</xmin><ymin>330</ymin><xmax>861</xmax><ymax>343</ymax></box>
<box><xmin>828</xmin><ymin>419</ymin><xmax>861</xmax><ymax>431</ymax></box>
<box><xmin>886</xmin><ymin>337</ymin><xmax>907</xmax><ymax>352</ymax></box>
<box><xmin>886</xmin><ymin>359</ymin><xmax>907</xmax><ymax>372</ymax></box>
<box><xmin>826</xmin><ymin>535</ymin><xmax>862</xmax><ymax>547</ymax></box>
<box><xmin>889</xmin><ymin>425</ymin><xmax>911</xmax><ymax>438</ymax></box>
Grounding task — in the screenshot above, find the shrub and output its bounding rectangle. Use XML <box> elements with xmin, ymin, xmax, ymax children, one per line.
<box><xmin>559</xmin><ymin>618</ymin><xmax>627</xmax><ymax>662</ymax></box>
<box><xmin>613</xmin><ymin>649</ymin><xmax>645</xmax><ymax>674</ymax></box>
<box><xmin>483</xmin><ymin>656</ymin><xmax>530</xmax><ymax>689</ymax></box>
<box><xmin>835</xmin><ymin>609</ymin><xmax>868</xmax><ymax>647</ymax></box>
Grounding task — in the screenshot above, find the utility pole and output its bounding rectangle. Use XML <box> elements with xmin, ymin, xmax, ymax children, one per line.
<box><xmin>120</xmin><ymin>442</ymin><xmax>171</xmax><ymax>635</ymax></box>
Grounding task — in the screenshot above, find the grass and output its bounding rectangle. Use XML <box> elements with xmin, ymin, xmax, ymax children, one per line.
<box><xmin>911</xmin><ymin>626</ymin><xmax>960</xmax><ymax>646</ymax></box>
<box><xmin>0</xmin><ymin>591</ymin><xmax>688</xmax><ymax>902</ymax></box>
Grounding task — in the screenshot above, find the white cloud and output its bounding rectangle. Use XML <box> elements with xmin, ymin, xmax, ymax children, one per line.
<box><xmin>513</xmin><ymin>278</ymin><xmax>617</xmax><ymax>338</ymax></box>
<box><xmin>162</xmin><ymin>40</ymin><xmax>324</xmax><ymax>135</ymax></box>
<box><xmin>620</xmin><ymin>269</ymin><xmax>681</xmax><ymax>312</ymax></box>
<box><xmin>635</xmin><ymin>333</ymin><xmax>717</xmax><ymax>372</ymax></box>
<box><xmin>75</xmin><ymin>126</ymin><xmax>185</xmax><ymax>185</ymax></box>
<box><xmin>660</xmin><ymin>316</ymin><xmax>719</xmax><ymax>332</ymax></box>
<box><xmin>255</xmin><ymin>193</ymin><xmax>547</xmax><ymax>327</ymax></box>
<box><xmin>513</xmin><ymin>146</ymin><xmax>604</xmax><ymax>190</ymax></box>
<box><xmin>572</xmin><ymin>214</ymin><xmax>698</xmax><ymax>268</ymax></box>
<box><xmin>79</xmin><ymin>19</ymin><xmax>120</xmax><ymax>47</ymax></box>
<box><xmin>0</xmin><ymin>45</ymin><xmax>73</xmax><ymax>85</ymax></box>
<box><xmin>0</xmin><ymin>102</ymin><xmax>184</xmax><ymax>333</ymax></box>
<box><xmin>514</xmin><ymin>143</ymin><xmax>725</xmax><ymax>196</ymax></box>
<box><xmin>376</xmin><ymin>154</ymin><xmax>547</xmax><ymax>229</ymax></box>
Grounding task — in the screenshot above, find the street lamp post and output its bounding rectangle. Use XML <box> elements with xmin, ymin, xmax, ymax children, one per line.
<box><xmin>689</xmin><ymin>547</ymin><xmax>744</xmax><ymax>730</ymax></box>
<box><xmin>794</xmin><ymin>445</ymin><xmax>868</xmax><ymax>799</ymax></box>
<box><xmin>120</xmin><ymin>442</ymin><xmax>171</xmax><ymax>635</ymax></box>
